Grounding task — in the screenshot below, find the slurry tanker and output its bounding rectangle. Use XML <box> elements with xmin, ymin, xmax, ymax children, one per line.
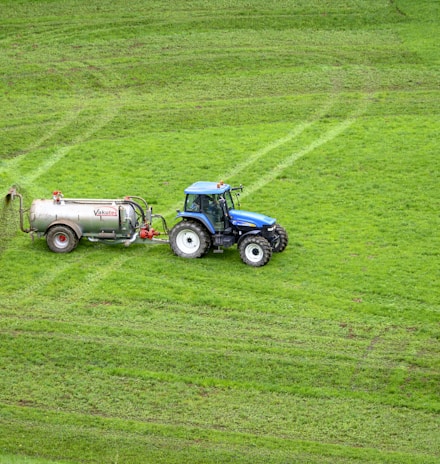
<box><xmin>6</xmin><ymin>181</ymin><xmax>288</xmax><ymax>267</ymax></box>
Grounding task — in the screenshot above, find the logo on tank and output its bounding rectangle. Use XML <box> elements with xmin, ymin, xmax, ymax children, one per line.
<box><xmin>94</xmin><ymin>207</ymin><xmax>118</xmax><ymax>217</ymax></box>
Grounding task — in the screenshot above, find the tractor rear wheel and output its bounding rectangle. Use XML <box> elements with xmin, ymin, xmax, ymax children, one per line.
<box><xmin>272</xmin><ymin>224</ymin><xmax>288</xmax><ymax>252</ymax></box>
<box><xmin>46</xmin><ymin>225</ymin><xmax>78</xmax><ymax>253</ymax></box>
<box><xmin>239</xmin><ymin>235</ymin><xmax>272</xmax><ymax>267</ymax></box>
<box><xmin>169</xmin><ymin>221</ymin><xmax>211</xmax><ymax>259</ymax></box>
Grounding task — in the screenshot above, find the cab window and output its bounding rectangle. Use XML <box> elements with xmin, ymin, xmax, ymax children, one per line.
<box><xmin>185</xmin><ymin>194</ymin><xmax>201</xmax><ymax>212</ymax></box>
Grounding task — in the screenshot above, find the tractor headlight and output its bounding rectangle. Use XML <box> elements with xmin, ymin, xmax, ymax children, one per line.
<box><xmin>267</xmin><ymin>226</ymin><xmax>275</xmax><ymax>232</ymax></box>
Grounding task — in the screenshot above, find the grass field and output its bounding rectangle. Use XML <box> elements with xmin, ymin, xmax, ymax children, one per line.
<box><xmin>0</xmin><ymin>0</ymin><xmax>439</xmax><ymax>462</ymax></box>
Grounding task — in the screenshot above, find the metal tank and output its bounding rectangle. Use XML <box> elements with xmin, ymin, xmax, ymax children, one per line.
<box><xmin>29</xmin><ymin>196</ymin><xmax>138</xmax><ymax>239</ymax></box>
<box><xmin>5</xmin><ymin>188</ymin><xmax>169</xmax><ymax>253</ymax></box>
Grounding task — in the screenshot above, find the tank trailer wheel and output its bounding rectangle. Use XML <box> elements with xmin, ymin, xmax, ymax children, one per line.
<box><xmin>169</xmin><ymin>221</ymin><xmax>211</xmax><ymax>259</ymax></box>
<box><xmin>46</xmin><ymin>225</ymin><xmax>79</xmax><ymax>253</ymax></box>
<box><xmin>272</xmin><ymin>224</ymin><xmax>288</xmax><ymax>253</ymax></box>
<box><xmin>239</xmin><ymin>235</ymin><xmax>272</xmax><ymax>267</ymax></box>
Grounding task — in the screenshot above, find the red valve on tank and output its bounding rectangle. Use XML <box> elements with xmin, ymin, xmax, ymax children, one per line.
<box><xmin>53</xmin><ymin>190</ymin><xmax>63</xmax><ymax>203</ymax></box>
<box><xmin>139</xmin><ymin>225</ymin><xmax>149</xmax><ymax>240</ymax></box>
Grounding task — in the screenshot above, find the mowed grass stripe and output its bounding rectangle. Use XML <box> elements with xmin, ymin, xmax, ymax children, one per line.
<box><xmin>1</xmin><ymin>353</ymin><xmax>439</xmax><ymax>441</ymax></box>
<box><xmin>1</xmin><ymin>404</ymin><xmax>435</xmax><ymax>464</ymax></box>
<box><xmin>1</xmin><ymin>105</ymin><xmax>82</xmax><ymax>162</ymax></box>
<box><xmin>1</xmin><ymin>297</ymin><xmax>438</xmax><ymax>368</ymax></box>
<box><xmin>19</xmin><ymin>100</ymin><xmax>122</xmax><ymax>188</ymax></box>
<box><xmin>0</xmin><ymin>367</ymin><xmax>439</xmax><ymax>458</ymax></box>
<box><xmin>0</xmin><ymin>313</ymin><xmax>437</xmax><ymax>413</ymax></box>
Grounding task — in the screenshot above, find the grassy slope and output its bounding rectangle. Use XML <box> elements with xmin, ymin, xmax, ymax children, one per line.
<box><xmin>0</xmin><ymin>0</ymin><xmax>439</xmax><ymax>462</ymax></box>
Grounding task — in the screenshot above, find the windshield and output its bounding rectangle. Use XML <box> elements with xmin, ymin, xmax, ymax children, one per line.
<box><xmin>185</xmin><ymin>191</ymin><xmax>235</xmax><ymax>213</ymax></box>
<box><xmin>224</xmin><ymin>191</ymin><xmax>235</xmax><ymax>210</ymax></box>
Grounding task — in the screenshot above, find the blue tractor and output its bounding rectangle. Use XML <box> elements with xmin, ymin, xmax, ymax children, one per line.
<box><xmin>169</xmin><ymin>181</ymin><xmax>288</xmax><ymax>266</ymax></box>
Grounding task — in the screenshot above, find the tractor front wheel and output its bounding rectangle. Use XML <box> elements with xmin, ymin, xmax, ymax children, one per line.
<box><xmin>272</xmin><ymin>224</ymin><xmax>288</xmax><ymax>252</ymax></box>
<box><xmin>169</xmin><ymin>221</ymin><xmax>211</xmax><ymax>259</ymax></box>
<box><xmin>46</xmin><ymin>225</ymin><xmax>79</xmax><ymax>253</ymax></box>
<box><xmin>239</xmin><ymin>235</ymin><xmax>272</xmax><ymax>267</ymax></box>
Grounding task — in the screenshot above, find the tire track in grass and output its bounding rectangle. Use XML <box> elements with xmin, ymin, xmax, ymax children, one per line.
<box><xmin>19</xmin><ymin>99</ymin><xmax>121</xmax><ymax>188</ymax></box>
<box><xmin>0</xmin><ymin>102</ymin><xmax>92</xmax><ymax>184</ymax></box>
<box><xmin>2</xmin><ymin>106</ymin><xmax>83</xmax><ymax>170</ymax></box>
<box><xmin>1</xmin><ymin>260</ymin><xmax>77</xmax><ymax>308</ymax></box>
<box><xmin>239</xmin><ymin>95</ymin><xmax>372</xmax><ymax>199</ymax></box>
<box><xmin>221</xmin><ymin>120</ymin><xmax>316</xmax><ymax>181</ymax></box>
<box><xmin>1</xmin><ymin>245</ymin><xmax>132</xmax><ymax>316</ymax></box>
<box><xmin>220</xmin><ymin>98</ymin><xmax>337</xmax><ymax>184</ymax></box>
<box><xmin>241</xmin><ymin>117</ymin><xmax>354</xmax><ymax>199</ymax></box>
<box><xmin>0</xmin><ymin>104</ymin><xmax>79</xmax><ymax>254</ymax></box>
<box><xmin>161</xmin><ymin>94</ymin><xmax>339</xmax><ymax>219</ymax></box>
<box><xmin>221</xmin><ymin>65</ymin><xmax>379</xmax><ymax>198</ymax></box>
<box><xmin>217</xmin><ymin>67</ymin><xmax>359</xmax><ymax>190</ymax></box>
<box><xmin>1</xmin><ymin>98</ymin><xmax>125</xmax><ymax>305</ymax></box>
<box><xmin>1</xmin><ymin>250</ymin><xmax>131</xmax><ymax>309</ymax></box>
<box><xmin>60</xmin><ymin>252</ymin><xmax>131</xmax><ymax>304</ymax></box>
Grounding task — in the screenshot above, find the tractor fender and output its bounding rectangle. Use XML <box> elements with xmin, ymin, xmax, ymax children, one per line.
<box><xmin>237</xmin><ymin>229</ymin><xmax>262</xmax><ymax>246</ymax></box>
<box><xmin>45</xmin><ymin>220</ymin><xmax>82</xmax><ymax>239</ymax></box>
<box><xmin>175</xmin><ymin>212</ymin><xmax>215</xmax><ymax>234</ymax></box>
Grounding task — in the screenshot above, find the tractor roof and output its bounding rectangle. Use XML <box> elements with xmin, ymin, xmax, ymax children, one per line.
<box><xmin>184</xmin><ymin>181</ymin><xmax>230</xmax><ymax>195</ymax></box>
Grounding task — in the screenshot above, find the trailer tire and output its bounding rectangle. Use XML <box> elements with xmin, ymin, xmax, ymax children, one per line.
<box><xmin>169</xmin><ymin>221</ymin><xmax>211</xmax><ymax>259</ymax></box>
<box><xmin>272</xmin><ymin>224</ymin><xmax>288</xmax><ymax>253</ymax></box>
<box><xmin>46</xmin><ymin>225</ymin><xmax>79</xmax><ymax>253</ymax></box>
<box><xmin>239</xmin><ymin>235</ymin><xmax>272</xmax><ymax>267</ymax></box>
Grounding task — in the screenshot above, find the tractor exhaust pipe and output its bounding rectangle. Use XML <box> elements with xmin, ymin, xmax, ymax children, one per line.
<box><xmin>5</xmin><ymin>187</ymin><xmax>31</xmax><ymax>233</ymax></box>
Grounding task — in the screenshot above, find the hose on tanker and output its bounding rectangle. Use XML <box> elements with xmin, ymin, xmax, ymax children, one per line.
<box><xmin>124</xmin><ymin>200</ymin><xmax>145</xmax><ymax>224</ymax></box>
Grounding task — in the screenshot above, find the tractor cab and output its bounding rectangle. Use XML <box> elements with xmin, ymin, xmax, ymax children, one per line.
<box><xmin>182</xmin><ymin>181</ymin><xmax>234</xmax><ymax>232</ymax></box>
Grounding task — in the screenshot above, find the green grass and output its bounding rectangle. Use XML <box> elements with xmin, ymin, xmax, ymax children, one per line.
<box><xmin>0</xmin><ymin>0</ymin><xmax>439</xmax><ymax>462</ymax></box>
